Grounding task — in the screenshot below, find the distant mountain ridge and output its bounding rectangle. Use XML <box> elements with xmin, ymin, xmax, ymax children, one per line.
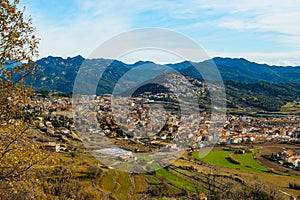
<box><xmin>24</xmin><ymin>54</ymin><xmax>300</xmax><ymax>94</ymax></box>
<box><xmin>178</xmin><ymin>57</ymin><xmax>300</xmax><ymax>83</ymax></box>
<box><xmin>20</xmin><ymin>55</ymin><xmax>300</xmax><ymax>112</ymax></box>
<box><xmin>29</xmin><ymin>55</ymin><xmax>300</xmax><ymax>92</ymax></box>
<box><xmin>212</xmin><ymin>57</ymin><xmax>300</xmax><ymax>82</ymax></box>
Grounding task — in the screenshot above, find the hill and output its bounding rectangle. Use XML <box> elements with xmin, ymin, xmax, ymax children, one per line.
<box><xmin>180</xmin><ymin>57</ymin><xmax>300</xmax><ymax>82</ymax></box>
<box><xmin>20</xmin><ymin>56</ymin><xmax>300</xmax><ymax>112</ymax></box>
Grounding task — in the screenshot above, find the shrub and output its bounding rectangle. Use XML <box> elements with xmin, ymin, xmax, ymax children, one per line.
<box><xmin>289</xmin><ymin>182</ymin><xmax>300</xmax><ymax>190</ymax></box>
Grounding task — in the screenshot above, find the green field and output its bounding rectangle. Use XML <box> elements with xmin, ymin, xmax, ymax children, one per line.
<box><xmin>156</xmin><ymin>168</ymin><xmax>200</xmax><ymax>193</ymax></box>
<box><xmin>233</xmin><ymin>152</ymin><xmax>267</xmax><ymax>171</ymax></box>
<box><xmin>193</xmin><ymin>149</ymin><xmax>267</xmax><ymax>172</ymax></box>
<box><xmin>100</xmin><ymin>170</ymin><xmax>132</xmax><ymax>200</ymax></box>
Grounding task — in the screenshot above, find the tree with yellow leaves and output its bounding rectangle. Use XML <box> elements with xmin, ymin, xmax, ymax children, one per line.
<box><xmin>0</xmin><ymin>0</ymin><xmax>47</xmax><ymax>198</ymax></box>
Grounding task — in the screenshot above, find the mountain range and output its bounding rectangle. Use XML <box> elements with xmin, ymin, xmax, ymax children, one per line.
<box><xmin>21</xmin><ymin>55</ymin><xmax>300</xmax><ymax>112</ymax></box>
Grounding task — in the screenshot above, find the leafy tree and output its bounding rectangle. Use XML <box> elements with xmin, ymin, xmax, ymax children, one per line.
<box><xmin>0</xmin><ymin>0</ymin><xmax>46</xmax><ymax>198</ymax></box>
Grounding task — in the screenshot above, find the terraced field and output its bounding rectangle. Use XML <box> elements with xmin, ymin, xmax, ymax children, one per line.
<box><xmin>40</xmin><ymin>143</ymin><xmax>300</xmax><ymax>199</ymax></box>
<box><xmin>191</xmin><ymin>148</ymin><xmax>300</xmax><ymax>198</ymax></box>
<box><xmin>192</xmin><ymin>149</ymin><xmax>267</xmax><ymax>172</ymax></box>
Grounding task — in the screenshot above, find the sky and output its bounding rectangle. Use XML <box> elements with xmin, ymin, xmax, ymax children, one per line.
<box><xmin>20</xmin><ymin>0</ymin><xmax>300</xmax><ymax>65</ymax></box>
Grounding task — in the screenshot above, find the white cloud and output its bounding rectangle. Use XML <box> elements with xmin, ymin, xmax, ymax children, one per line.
<box><xmin>37</xmin><ymin>20</ymin><xmax>128</xmax><ymax>58</ymax></box>
<box><xmin>37</xmin><ymin>14</ymin><xmax>129</xmax><ymax>58</ymax></box>
<box><xmin>22</xmin><ymin>0</ymin><xmax>300</xmax><ymax>65</ymax></box>
<box><xmin>207</xmin><ymin>1</ymin><xmax>300</xmax><ymax>46</ymax></box>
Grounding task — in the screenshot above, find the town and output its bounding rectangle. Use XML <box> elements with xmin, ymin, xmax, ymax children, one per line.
<box><xmin>27</xmin><ymin>87</ymin><xmax>300</xmax><ymax>170</ymax></box>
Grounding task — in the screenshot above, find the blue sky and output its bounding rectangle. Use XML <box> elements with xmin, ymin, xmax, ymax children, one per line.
<box><xmin>21</xmin><ymin>0</ymin><xmax>300</xmax><ymax>65</ymax></box>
